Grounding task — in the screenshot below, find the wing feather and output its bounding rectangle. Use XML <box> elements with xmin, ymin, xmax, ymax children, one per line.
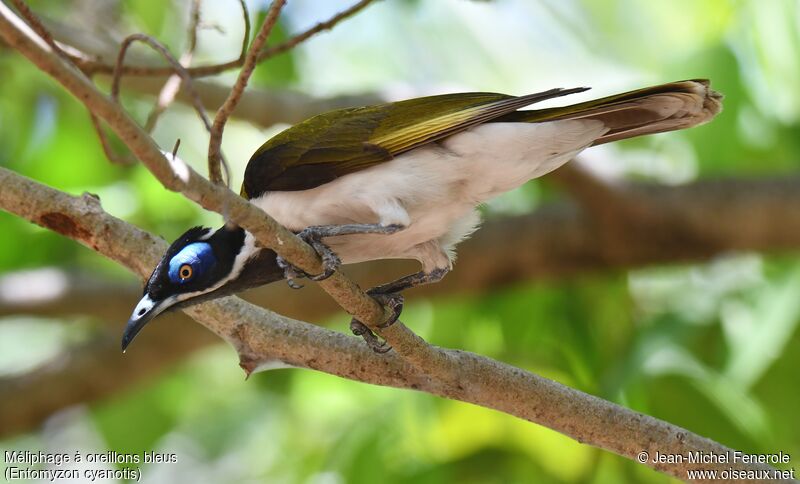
<box><xmin>241</xmin><ymin>88</ymin><xmax>588</xmax><ymax>197</ymax></box>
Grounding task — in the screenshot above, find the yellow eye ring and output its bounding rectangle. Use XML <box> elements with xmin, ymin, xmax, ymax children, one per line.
<box><xmin>179</xmin><ymin>264</ymin><xmax>193</xmax><ymax>280</ymax></box>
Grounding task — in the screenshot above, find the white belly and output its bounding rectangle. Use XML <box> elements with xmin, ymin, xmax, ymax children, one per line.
<box><xmin>251</xmin><ymin>120</ymin><xmax>607</xmax><ymax>268</ymax></box>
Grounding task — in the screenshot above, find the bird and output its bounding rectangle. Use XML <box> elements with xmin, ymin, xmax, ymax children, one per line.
<box><xmin>123</xmin><ymin>79</ymin><xmax>722</xmax><ymax>352</ymax></box>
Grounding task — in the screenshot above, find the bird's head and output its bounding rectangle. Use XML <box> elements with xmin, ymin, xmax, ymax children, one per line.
<box><xmin>122</xmin><ymin>225</ymin><xmax>283</xmax><ymax>351</ymax></box>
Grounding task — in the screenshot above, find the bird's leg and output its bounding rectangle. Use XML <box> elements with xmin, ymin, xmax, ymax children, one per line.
<box><xmin>277</xmin><ymin>223</ymin><xmax>405</xmax><ymax>289</ymax></box>
<box><xmin>350</xmin><ymin>267</ymin><xmax>449</xmax><ymax>353</ymax></box>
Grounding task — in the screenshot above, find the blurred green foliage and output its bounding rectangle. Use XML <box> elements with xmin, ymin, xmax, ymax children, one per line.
<box><xmin>1</xmin><ymin>1</ymin><xmax>799</xmax><ymax>483</ymax></box>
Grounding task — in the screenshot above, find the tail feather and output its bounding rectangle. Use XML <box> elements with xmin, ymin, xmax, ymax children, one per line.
<box><xmin>497</xmin><ymin>79</ymin><xmax>723</xmax><ymax>145</ymax></box>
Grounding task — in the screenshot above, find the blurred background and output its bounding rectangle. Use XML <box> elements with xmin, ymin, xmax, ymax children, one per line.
<box><xmin>1</xmin><ymin>0</ymin><xmax>799</xmax><ymax>482</ymax></box>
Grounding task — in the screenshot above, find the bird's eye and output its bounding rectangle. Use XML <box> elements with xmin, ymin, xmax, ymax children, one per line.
<box><xmin>179</xmin><ymin>264</ymin><xmax>193</xmax><ymax>280</ymax></box>
<box><xmin>168</xmin><ymin>241</ymin><xmax>215</xmax><ymax>284</ymax></box>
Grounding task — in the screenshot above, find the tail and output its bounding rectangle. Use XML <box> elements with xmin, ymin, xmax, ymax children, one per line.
<box><xmin>498</xmin><ymin>79</ymin><xmax>723</xmax><ymax>145</ymax></box>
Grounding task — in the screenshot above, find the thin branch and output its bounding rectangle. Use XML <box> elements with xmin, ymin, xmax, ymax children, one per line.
<box><xmin>33</xmin><ymin>0</ymin><xmax>374</xmax><ymax>79</ymax></box>
<box><xmin>207</xmin><ymin>0</ymin><xmax>286</xmax><ymax>185</ymax></box>
<box><xmin>143</xmin><ymin>0</ymin><xmax>203</xmax><ymax>133</ymax></box>
<box><xmin>0</xmin><ymin>166</ymin><xmax>788</xmax><ymax>482</ymax></box>
<box><xmin>111</xmin><ymin>33</ymin><xmax>211</xmax><ymax>131</ymax></box>
<box><xmin>9</xmin><ymin>0</ymin><xmax>69</xmax><ymax>61</ymax></box>
<box><xmin>110</xmin><ymin>32</ymin><xmax>229</xmax><ymax>175</ymax></box>
<box><xmin>186</xmin><ymin>0</ymin><xmax>202</xmax><ymax>54</ymax></box>
<box><xmin>257</xmin><ymin>0</ymin><xmax>379</xmax><ymax>61</ymax></box>
<box><xmin>69</xmin><ymin>0</ymin><xmax>250</xmax><ymax>78</ymax></box>
<box><xmin>235</xmin><ymin>0</ymin><xmax>250</xmax><ymax>64</ymax></box>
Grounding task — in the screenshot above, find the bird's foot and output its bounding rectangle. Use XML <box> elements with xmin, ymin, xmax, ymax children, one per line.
<box><xmin>277</xmin><ymin>228</ymin><xmax>342</xmax><ymax>289</ymax></box>
<box><xmin>349</xmin><ymin>320</ymin><xmax>391</xmax><ymax>353</ymax></box>
<box><xmin>350</xmin><ymin>290</ymin><xmax>404</xmax><ymax>353</ymax></box>
<box><xmin>277</xmin><ymin>224</ymin><xmax>404</xmax><ymax>289</ymax></box>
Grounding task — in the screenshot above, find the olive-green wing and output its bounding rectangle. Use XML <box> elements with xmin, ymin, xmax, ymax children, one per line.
<box><xmin>241</xmin><ymin>87</ymin><xmax>588</xmax><ymax>198</ymax></box>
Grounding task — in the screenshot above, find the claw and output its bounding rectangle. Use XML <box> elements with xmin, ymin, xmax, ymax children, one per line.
<box><xmin>349</xmin><ymin>290</ymin><xmax>404</xmax><ymax>353</ymax></box>
<box><xmin>350</xmin><ymin>320</ymin><xmax>392</xmax><ymax>353</ymax></box>
<box><xmin>307</xmin><ymin>247</ymin><xmax>341</xmax><ymax>281</ymax></box>
<box><xmin>369</xmin><ymin>291</ymin><xmax>404</xmax><ymax>329</ymax></box>
<box><xmin>348</xmin><ymin>266</ymin><xmax>449</xmax><ymax>352</ymax></box>
<box><xmin>276</xmin><ymin>255</ymin><xmax>305</xmax><ymax>289</ymax></box>
<box><xmin>276</xmin><ymin>229</ymin><xmax>342</xmax><ymax>288</ymax></box>
<box><xmin>286</xmin><ymin>278</ymin><xmax>304</xmax><ymax>290</ymax></box>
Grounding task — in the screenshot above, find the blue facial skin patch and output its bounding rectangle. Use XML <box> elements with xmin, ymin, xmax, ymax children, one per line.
<box><xmin>168</xmin><ymin>242</ymin><xmax>216</xmax><ymax>284</ymax></box>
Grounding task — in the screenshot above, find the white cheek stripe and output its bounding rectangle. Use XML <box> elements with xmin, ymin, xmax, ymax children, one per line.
<box><xmin>131</xmin><ymin>294</ymin><xmax>155</xmax><ymax>318</ymax></box>
<box><xmin>130</xmin><ymin>293</ymin><xmax>176</xmax><ymax>320</ymax></box>
<box><xmin>175</xmin><ymin>231</ymin><xmax>259</xmax><ymax>302</ymax></box>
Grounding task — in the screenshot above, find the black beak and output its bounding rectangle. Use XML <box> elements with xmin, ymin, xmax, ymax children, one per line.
<box><xmin>122</xmin><ymin>294</ymin><xmax>169</xmax><ymax>352</ymax></box>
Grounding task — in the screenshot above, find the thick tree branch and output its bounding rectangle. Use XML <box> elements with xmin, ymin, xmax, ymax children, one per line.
<box><xmin>0</xmin><ymin>166</ymin><xmax>788</xmax><ymax>481</ymax></box>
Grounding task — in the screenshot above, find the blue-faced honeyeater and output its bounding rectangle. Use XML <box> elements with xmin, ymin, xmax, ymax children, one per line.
<box><xmin>124</xmin><ymin>79</ymin><xmax>722</xmax><ymax>352</ymax></box>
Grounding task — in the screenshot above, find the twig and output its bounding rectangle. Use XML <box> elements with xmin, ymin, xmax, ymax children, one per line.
<box><xmin>111</xmin><ymin>32</ymin><xmax>230</xmax><ymax>176</ymax></box>
<box><xmin>55</xmin><ymin>0</ymin><xmax>371</xmax><ymax>79</ymax></box>
<box><xmin>258</xmin><ymin>0</ymin><xmax>379</xmax><ymax>61</ymax></box>
<box><xmin>80</xmin><ymin>0</ymin><xmax>249</xmax><ymax>78</ymax></box>
<box><xmin>111</xmin><ymin>34</ymin><xmax>210</xmax><ymax>131</ymax></box>
<box><xmin>171</xmin><ymin>138</ymin><xmax>182</xmax><ymax>159</ymax></box>
<box><xmin>207</xmin><ymin>0</ymin><xmax>286</xmax><ymax>185</ymax></box>
<box><xmin>9</xmin><ymin>0</ymin><xmax>69</xmax><ymax>61</ymax></box>
<box><xmin>235</xmin><ymin>0</ymin><xmax>250</xmax><ymax>63</ymax></box>
<box><xmin>143</xmin><ymin>0</ymin><xmax>203</xmax><ymax>133</ymax></box>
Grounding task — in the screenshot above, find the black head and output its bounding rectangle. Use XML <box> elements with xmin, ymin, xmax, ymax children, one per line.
<box><xmin>122</xmin><ymin>225</ymin><xmax>283</xmax><ymax>351</ymax></box>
